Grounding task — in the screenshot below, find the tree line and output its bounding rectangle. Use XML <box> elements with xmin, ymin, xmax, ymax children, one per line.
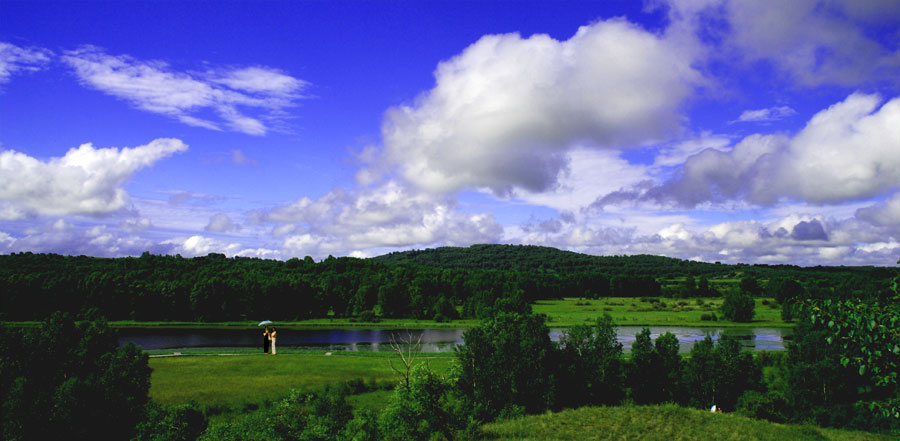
<box><xmin>1</xmin><ymin>247</ymin><xmax>893</xmax><ymax>323</ymax></box>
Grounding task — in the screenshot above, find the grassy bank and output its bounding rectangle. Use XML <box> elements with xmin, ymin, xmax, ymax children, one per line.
<box><xmin>481</xmin><ymin>405</ymin><xmax>893</xmax><ymax>441</ymax></box>
<box><xmin>148</xmin><ymin>350</ymin><xmax>457</xmax><ymax>412</ymax></box>
<box><xmin>534</xmin><ymin>297</ymin><xmax>787</xmax><ymax>327</ymax></box>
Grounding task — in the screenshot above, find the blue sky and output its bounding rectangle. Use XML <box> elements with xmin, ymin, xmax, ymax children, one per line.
<box><xmin>1</xmin><ymin>0</ymin><xmax>899</xmax><ymax>265</ymax></box>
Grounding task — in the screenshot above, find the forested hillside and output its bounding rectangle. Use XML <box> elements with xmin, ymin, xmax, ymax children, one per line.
<box><xmin>375</xmin><ymin>244</ymin><xmax>892</xmax><ymax>278</ymax></box>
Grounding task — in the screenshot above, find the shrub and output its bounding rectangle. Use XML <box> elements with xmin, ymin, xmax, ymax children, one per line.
<box><xmin>132</xmin><ymin>402</ymin><xmax>208</xmax><ymax>441</ymax></box>
<box><xmin>722</xmin><ymin>292</ymin><xmax>755</xmax><ymax>322</ymax></box>
<box><xmin>358</xmin><ymin>310</ymin><xmax>379</xmax><ymax>323</ymax></box>
<box><xmin>736</xmin><ymin>390</ymin><xmax>789</xmax><ymax>423</ymax></box>
<box><xmin>378</xmin><ymin>364</ymin><xmax>466</xmax><ymax>441</ymax></box>
<box><xmin>700</xmin><ymin>313</ymin><xmax>718</xmax><ymax>321</ymax></box>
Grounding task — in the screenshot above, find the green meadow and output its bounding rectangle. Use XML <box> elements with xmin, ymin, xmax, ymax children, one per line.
<box><xmin>148</xmin><ymin>350</ymin><xmax>457</xmax><ymax>412</ymax></box>
<box><xmin>533</xmin><ymin>296</ymin><xmax>786</xmax><ymax>327</ymax></box>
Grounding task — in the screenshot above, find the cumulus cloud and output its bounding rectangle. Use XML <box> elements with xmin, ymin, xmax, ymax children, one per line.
<box><xmin>735</xmin><ymin>106</ymin><xmax>796</xmax><ymax>123</ymax></box>
<box><xmin>0</xmin><ymin>220</ymin><xmax>164</xmax><ymax>257</ymax></box>
<box><xmin>0</xmin><ymin>138</ymin><xmax>187</xmax><ymax>219</ymax></box>
<box><xmin>205</xmin><ymin>213</ymin><xmax>240</xmax><ymax>233</ymax></box>
<box><xmin>0</xmin><ymin>41</ymin><xmax>52</xmax><ymax>84</ymax></box>
<box><xmin>507</xmin><ymin>210</ymin><xmax>896</xmax><ymax>266</ymax></box>
<box><xmin>61</xmin><ymin>46</ymin><xmax>307</xmax><ymax>135</ymax></box>
<box><xmin>612</xmin><ymin>93</ymin><xmax>900</xmax><ymax>208</ymax></box>
<box><xmin>664</xmin><ymin>0</ymin><xmax>900</xmax><ymax>87</ymax></box>
<box><xmin>856</xmin><ymin>192</ymin><xmax>900</xmax><ymax>236</ymax></box>
<box><xmin>367</xmin><ymin>18</ymin><xmax>702</xmax><ymax>195</ymax></box>
<box><xmin>252</xmin><ymin>181</ymin><xmax>504</xmax><ymax>258</ymax></box>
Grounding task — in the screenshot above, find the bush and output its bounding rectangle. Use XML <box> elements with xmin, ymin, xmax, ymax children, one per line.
<box><xmin>132</xmin><ymin>402</ymin><xmax>208</xmax><ymax>441</ymax></box>
<box><xmin>700</xmin><ymin>313</ymin><xmax>717</xmax><ymax>321</ymax></box>
<box><xmin>722</xmin><ymin>292</ymin><xmax>755</xmax><ymax>322</ymax></box>
<box><xmin>736</xmin><ymin>390</ymin><xmax>790</xmax><ymax>423</ymax></box>
<box><xmin>357</xmin><ymin>310</ymin><xmax>379</xmax><ymax>323</ymax></box>
<box><xmin>378</xmin><ymin>364</ymin><xmax>466</xmax><ymax>441</ymax></box>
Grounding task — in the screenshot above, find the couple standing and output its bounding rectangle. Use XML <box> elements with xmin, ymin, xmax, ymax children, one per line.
<box><xmin>263</xmin><ymin>326</ymin><xmax>277</xmax><ymax>355</ymax></box>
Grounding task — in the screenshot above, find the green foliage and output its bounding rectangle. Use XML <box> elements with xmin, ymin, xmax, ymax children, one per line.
<box><xmin>785</xmin><ymin>260</ymin><xmax>900</xmax><ymax>433</ymax></box>
<box><xmin>456</xmin><ymin>312</ymin><xmax>557</xmax><ymax>421</ymax></box>
<box><xmin>557</xmin><ymin>315</ymin><xmax>625</xmax><ymax>408</ymax></box>
<box><xmin>378</xmin><ymin>365</ymin><xmax>465</xmax><ymax>441</ymax></box>
<box><xmin>628</xmin><ymin>329</ymin><xmax>682</xmax><ymax>405</ymax></box>
<box><xmin>132</xmin><ymin>402</ymin><xmax>208</xmax><ymax>441</ymax></box>
<box><xmin>736</xmin><ymin>390</ymin><xmax>790</xmax><ymax>423</ymax></box>
<box><xmin>740</xmin><ymin>277</ymin><xmax>763</xmax><ymax>296</ymax></box>
<box><xmin>681</xmin><ymin>335</ymin><xmax>762</xmax><ymax>411</ymax></box>
<box><xmin>0</xmin><ymin>312</ymin><xmax>151</xmax><ymax>440</ymax></box>
<box><xmin>722</xmin><ymin>291</ymin><xmax>756</xmax><ymax>322</ymax></box>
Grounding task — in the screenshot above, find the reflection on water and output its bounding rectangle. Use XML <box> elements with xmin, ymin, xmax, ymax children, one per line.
<box><xmin>119</xmin><ymin>326</ymin><xmax>792</xmax><ymax>353</ymax></box>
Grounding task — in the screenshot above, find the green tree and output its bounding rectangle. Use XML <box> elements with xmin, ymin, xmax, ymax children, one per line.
<box><xmin>557</xmin><ymin>314</ymin><xmax>625</xmax><ymax>407</ymax></box>
<box><xmin>628</xmin><ymin>328</ymin><xmax>682</xmax><ymax>404</ymax></box>
<box><xmin>456</xmin><ymin>312</ymin><xmax>557</xmax><ymax>421</ymax></box>
<box><xmin>682</xmin><ymin>335</ymin><xmax>762</xmax><ymax>411</ymax></box>
<box><xmin>1</xmin><ymin>312</ymin><xmax>151</xmax><ymax>441</ymax></box>
<box><xmin>722</xmin><ymin>291</ymin><xmax>755</xmax><ymax>322</ymax></box>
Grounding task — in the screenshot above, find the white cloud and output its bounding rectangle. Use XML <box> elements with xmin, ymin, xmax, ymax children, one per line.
<box><xmin>663</xmin><ymin>0</ymin><xmax>900</xmax><ymax>87</ymax></box>
<box><xmin>0</xmin><ymin>41</ymin><xmax>52</xmax><ymax>84</ymax></box>
<box><xmin>163</xmin><ymin>235</ymin><xmax>243</xmax><ymax>257</ymax></box>
<box><xmin>735</xmin><ymin>106</ymin><xmax>796</xmax><ymax>123</ymax></box>
<box><xmin>205</xmin><ymin>213</ymin><xmax>240</xmax><ymax>233</ymax></box>
<box><xmin>651</xmin><ymin>132</ymin><xmax>732</xmax><ymax>168</ymax></box>
<box><xmin>514</xmin><ymin>148</ymin><xmax>649</xmax><ymax>212</ymax></box>
<box><xmin>231</xmin><ymin>149</ymin><xmax>258</xmax><ymax>166</ymax></box>
<box><xmin>856</xmin><ymin>192</ymin><xmax>900</xmax><ymax>236</ymax></box>
<box><xmin>61</xmin><ymin>46</ymin><xmax>307</xmax><ymax>135</ymax></box>
<box><xmin>0</xmin><ymin>138</ymin><xmax>187</xmax><ymax>219</ymax></box>
<box><xmin>254</xmin><ymin>181</ymin><xmax>504</xmax><ymax>259</ymax></box>
<box><xmin>507</xmin><ymin>208</ymin><xmax>897</xmax><ymax>266</ymax></box>
<box><xmin>211</xmin><ymin>66</ymin><xmax>307</xmax><ymax>96</ymax></box>
<box><xmin>369</xmin><ymin>18</ymin><xmax>702</xmax><ymax>195</ymax></box>
<box><xmin>1</xmin><ymin>220</ymin><xmax>162</xmax><ymax>257</ymax></box>
<box><xmin>626</xmin><ymin>93</ymin><xmax>900</xmax><ymax>207</ymax></box>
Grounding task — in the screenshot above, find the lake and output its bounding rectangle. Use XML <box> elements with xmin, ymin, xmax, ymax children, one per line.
<box><xmin>119</xmin><ymin>326</ymin><xmax>792</xmax><ymax>353</ymax></box>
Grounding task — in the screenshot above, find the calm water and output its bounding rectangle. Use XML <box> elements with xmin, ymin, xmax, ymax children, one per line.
<box><xmin>119</xmin><ymin>326</ymin><xmax>792</xmax><ymax>353</ymax></box>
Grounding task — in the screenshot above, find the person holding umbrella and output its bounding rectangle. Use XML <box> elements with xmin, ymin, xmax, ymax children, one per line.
<box><xmin>259</xmin><ymin>320</ymin><xmax>273</xmax><ymax>354</ymax></box>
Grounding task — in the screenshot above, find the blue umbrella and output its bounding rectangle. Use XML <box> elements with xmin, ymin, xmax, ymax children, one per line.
<box><xmin>258</xmin><ymin>320</ymin><xmax>273</xmax><ymax>326</ymax></box>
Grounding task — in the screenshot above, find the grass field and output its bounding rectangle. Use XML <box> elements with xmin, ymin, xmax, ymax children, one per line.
<box><xmin>148</xmin><ymin>350</ymin><xmax>457</xmax><ymax>411</ymax></box>
<box><xmin>482</xmin><ymin>405</ymin><xmax>894</xmax><ymax>441</ymax></box>
<box><xmin>533</xmin><ymin>297</ymin><xmax>786</xmax><ymax>327</ymax></box>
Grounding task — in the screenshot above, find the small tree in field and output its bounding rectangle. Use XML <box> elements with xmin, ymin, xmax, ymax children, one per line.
<box><xmin>722</xmin><ymin>291</ymin><xmax>755</xmax><ymax>322</ymax></box>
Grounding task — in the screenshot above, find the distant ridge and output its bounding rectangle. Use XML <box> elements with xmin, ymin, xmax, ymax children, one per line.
<box><xmin>372</xmin><ymin>244</ymin><xmax>715</xmax><ymax>276</ymax></box>
<box><xmin>371</xmin><ymin>244</ymin><xmax>894</xmax><ymax>279</ymax></box>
